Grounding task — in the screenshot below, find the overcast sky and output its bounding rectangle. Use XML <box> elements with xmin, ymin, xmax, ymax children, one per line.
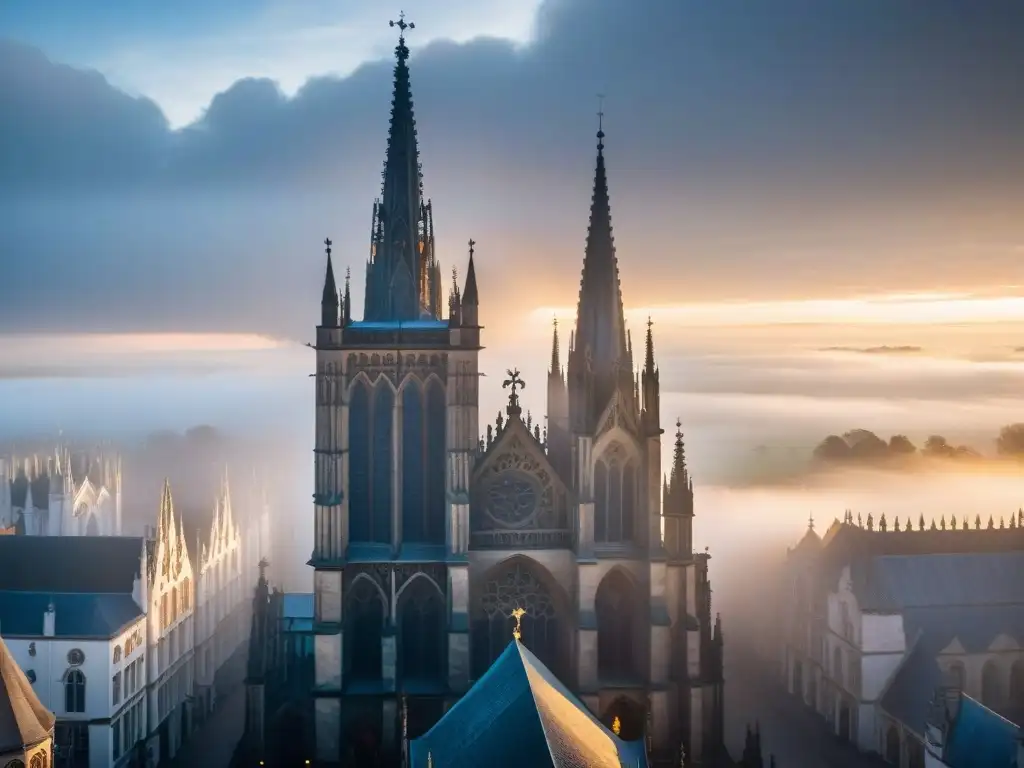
<box><xmin>2</xmin><ymin>0</ymin><xmax>1024</xmax><ymax>337</ymax></box>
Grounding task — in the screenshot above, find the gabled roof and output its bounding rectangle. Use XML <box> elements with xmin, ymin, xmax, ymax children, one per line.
<box><xmin>0</xmin><ymin>536</ymin><xmax>142</xmax><ymax>593</ymax></box>
<box><xmin>851</xmin><ymin>551</ymin><xmax>1024</xmax><ymax>612</ymax></box>
<box><xmin>410</xmin><ymin>640</ymin><xmax>648</xmax><ymax>768</ymax></box>
<box><xmin>0</xmin><ymin>592</ymin><xmax>143</xmax><ymax>638</ymax></box>
<box><xmin>0</xmin><ymin>634</ymin><xmax>55</xmax><ymax>753</ymax></box>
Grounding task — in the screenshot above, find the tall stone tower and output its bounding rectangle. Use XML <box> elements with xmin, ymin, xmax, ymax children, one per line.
<box><xmin>310</xmin><ymin>14</ymin><xmax>481</xmax><ymax>765</ymax></box>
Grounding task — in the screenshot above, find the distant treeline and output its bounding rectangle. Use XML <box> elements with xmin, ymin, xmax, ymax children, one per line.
<box><xmin>812</xmin><ymin>423</ymin><xmax>1024</xmax><ymax>464</ymax></box>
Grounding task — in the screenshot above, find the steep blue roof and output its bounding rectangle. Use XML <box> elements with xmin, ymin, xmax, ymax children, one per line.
<box><xmin>0</xmin><ymin>591</ymin><xmax>143</xmax><ymax>638</ymax></box>
<box><xmin>410</xmin><ymin>640</ymin><xmax>648</xmax><ymax>768</ymax></box>
<box><xmin>944</xmin><ymin>695</ymin><xmax>1019</xmax><ymax>768</ymax></box>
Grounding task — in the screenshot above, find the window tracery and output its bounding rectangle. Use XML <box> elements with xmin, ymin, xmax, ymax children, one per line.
<box><xmin>471</xmin><ymin>561</ymin><xmax>562</xmax><ymax>679</ymax></box>
<box><xmin>594</xmin><ymin>443</ymin><xmax>636</xmax><ymax>544</ymax></box>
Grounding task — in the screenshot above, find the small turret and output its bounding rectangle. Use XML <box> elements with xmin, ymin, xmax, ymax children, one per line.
<box><xmin>641</xmin><ymin>317</ymin><xmax>660</xmax><ymax>435</ymax></box>
<box><xmin>343</xmin><ymin>267</ymin><xmax>352</xmax><ymax>326</ymax></box>
<box><xmin>448</xmin><ymin>266</ymin><xmax>462</xmax><ymax>328</ymax></box>
<box><xmin>546</xmin><ymin>318</ymin><xmax>570</xmax><ymax>479</ymax></box>
<box><xmin>320</xmin><ymin>237</ymin><xmax>339</xmax><ymax>328</ymax></box>
<box><xmin>461</xmin><ymin>239</ymin><xmax>479</xmax><ymax>327</ymax></box>
<box><xmin>663</xmin><ymin>419</ymin><xmax>695</xmax><ymax>560</ymax></box>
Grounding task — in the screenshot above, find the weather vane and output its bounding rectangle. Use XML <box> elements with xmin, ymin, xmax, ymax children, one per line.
<box><xmin>511</xmin><ymin>606</ymin><xmax>526</xmax><ymax>641</ymax></box>
<box><xmin>503</xmin><ymin>369</ymin><xmax>525</xmax><ymax>414</ymax></box>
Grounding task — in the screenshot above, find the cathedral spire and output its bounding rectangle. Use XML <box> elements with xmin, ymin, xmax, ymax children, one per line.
<box><xmin>644</xmin><ymin>316</ymin><xmax>656</xmax><ymax>373</ymax></box>
<box><xmin>364</xmin><ymin>12</ymin><xmax>430</xmax><ymax>321</ymax></box>
<box><xmin>321</xmin><ymin>237</ymin><xmax>339</xmax><ymax>327</ymax></box>
<box><xmin>573</xmin><ymin>102</ymin><xmax>627</xmax><ymax>373</ymax></box>
<box><xmin>550</xmin><ymin>317</ymin><xmax>561</xmax><ymax>374</ymax></box>
<box><xmin>343</xmin><ymin>266</ymin><xmax>352</xmax><ymax>325</ymax></box>
<box><xmin>461</xmin><ymin>239</ymin><xmax>479</xmax><ymax>326</ymax></box>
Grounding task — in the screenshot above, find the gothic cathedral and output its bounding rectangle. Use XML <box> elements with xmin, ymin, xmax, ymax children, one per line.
<box><xmin>310</xmin><ymin>18</ymin><xmax>724</xmax><ymax>767</ymax></box>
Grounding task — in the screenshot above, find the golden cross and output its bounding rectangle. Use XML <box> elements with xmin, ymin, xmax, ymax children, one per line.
<box><xmin>611</xmin><ymin>716</ymin><xmax>621</xmax><ymax>735</ymax></box>
<box><xmin>511</xmin><ymin>606</ymin><xmax>526</xmax><ymax>640</ymax></box>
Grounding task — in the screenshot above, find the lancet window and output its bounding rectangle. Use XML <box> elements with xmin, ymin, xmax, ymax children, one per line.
<box><xmin>594</xmin><ymin>446</ymin><xmax>637</xmax><ymax>544</ymax></box>
<box><xmin>64</xmin><ymin>669</ymin><xmax>86</xmax><ymax>713</ymax></box>
<box><xmin>401</xmin><ymin>377</ymin><xmax>446</xmax><ymax>544</ymax></box>
<box><xmin>596</xmin><ymin>569</ymin><xmax>639</xmax><ymax>681</ymax></box>
<box><xmin>981</xmin><ymin>659</ymin><xmax>1002</xmax><ymax>708</ymax></box>
<box><xmin>348</xmin><ymin>379</ymin><xmax>394</xmax><ymax>544</ymax></box>
<box><xmin>471</xmin><ymin>560</ymin><xmax>563</xmax><ymax>680</ymax></box>
<box><xmin>397</xmin><ymin>576</ymin><xmax>446</xmax><ymax>683</ymax></box>
<box><xmin>345</xmin><ymin>578</ymin><xmax>385</xmax><ymax>683</ymax></box>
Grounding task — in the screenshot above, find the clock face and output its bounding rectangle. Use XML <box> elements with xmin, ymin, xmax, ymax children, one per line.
<box><xmin>486</xmin><ymin>472</ymin><xmax>540</xmax><ymax>528</ymax></box>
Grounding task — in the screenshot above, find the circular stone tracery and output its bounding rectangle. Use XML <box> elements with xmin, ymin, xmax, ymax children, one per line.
<box><xmin>484</xmin><ymin>471</ymin><xmax>540</xmax><ymax>528</ymax></box>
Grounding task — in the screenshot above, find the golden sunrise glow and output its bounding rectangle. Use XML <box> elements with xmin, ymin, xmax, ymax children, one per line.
<box><xmin>533</xmin><ymin>289</ymin><xmax>1024</xmax><ymax>328</ymax></box>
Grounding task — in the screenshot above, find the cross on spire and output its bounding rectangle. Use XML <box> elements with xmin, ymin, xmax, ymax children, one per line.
<box><xmin>468</xmin><ymin>238</ymin><xmax>476</xmax><ymax>257</ymax></box>
<box><xmin>324</xmin><ymin>237</ymin><xmax>332</xmax><ymax>257</ymax></box>
<box><xmin>390</xmin><ymin>11</ymin><xmax>415</xmax><ymax>37</ymax></box>
<box><xmin>597</xmin><ymin>92</ymin><xmax>606</xmax><ymax>147</ymax></box>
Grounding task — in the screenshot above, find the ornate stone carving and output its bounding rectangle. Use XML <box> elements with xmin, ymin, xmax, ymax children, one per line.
<box><xmin>479</xmin><ymin>563</ymin><xmax>556</xmax><ymax>620</ymax></box>
<box><xmin>346</xmin><ymin>563</ymin><xmax>391</xmax><ymax>595</ymax></box>
<box><xmin>471</xmin><ymin>434</ymin><xmax>567</xmax><ymax>545</ymax></box>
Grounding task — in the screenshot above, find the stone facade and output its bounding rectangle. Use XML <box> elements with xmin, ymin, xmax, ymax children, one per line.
<box><xmin>306</xmin><ymin>18</ymin><xmax>724</xmax><ymax>768</ymax></box>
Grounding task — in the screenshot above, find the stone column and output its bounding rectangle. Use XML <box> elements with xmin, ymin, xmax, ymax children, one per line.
<box><xmin>392</xmin><ymin>396</ymin><xmax>403</xmax><ymax>555</ymax></box>
<box><xmin>576</xmin><ymin>561</ymin><xmax>599</xmax><ymax>693</ymax></box>
<box><xmin>448</xmin><ymin>565</ymin><xmax>470</xmax><ymax>692</ymax></box>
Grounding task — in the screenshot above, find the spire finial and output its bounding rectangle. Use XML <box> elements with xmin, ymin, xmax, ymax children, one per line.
<box><xmin>676</xmin><ymin>417</ymin><xmax>682</xmax><ymax>439</ymax></box>
<box><xmin>503</xmin><ymin>369</ymin><xmax>525</xmax><ymax>416</ymax></box>
<box><xmin>324</xmin><ymin>237</ymin><xmax>332</xmax><ymax>258</ymax></box>
<box><xmin>511</xmin><ymin>606</ymin><xmax>526</xmax><ymax>641</ymax></box>
<box><xmin>597</xmin><ymin>93</ymin><xmax>606</xmax><ymax>146</ymax></box>
<box><xmin>390</xmin><ymin>11</ymin><xmax>415</xmax><ymax>38</ymax></box>
<box><xmin>808</xmin><ymin>513</ymin><xmax>815</xmax><ymax>531</ymax></box>
<box><xmin>468</xmin><ymin>238</ymin><xmax>476</xmax><ymax>258</ymax></box>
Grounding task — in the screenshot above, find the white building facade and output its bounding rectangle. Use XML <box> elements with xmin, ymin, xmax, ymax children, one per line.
<box><xmin>780</xmin><ymin>516</ymin><xmax>1024</xmax><ymax>767</ymax></box>
<box><xmin>0</xmin><ymin>452</ymin><xmax>122</xmax><ymax>537</ymax></box>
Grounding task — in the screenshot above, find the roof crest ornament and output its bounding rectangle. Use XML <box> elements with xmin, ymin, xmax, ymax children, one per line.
<box><xmin>389</xmin><ymin>11</ymin><xmax>415</xmax><ymax>60</ymax></box>
<box><xmin>511</xmin><ymin>606</ymin><xmax>526</xmax><ymax>641</ymax></box>
<box><xmin>503</xmin><ymin>369</ymin><xmax>525</xmax><ymax>416</ymax></box>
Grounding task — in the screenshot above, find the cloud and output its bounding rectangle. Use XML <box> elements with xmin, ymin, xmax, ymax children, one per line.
<box><xmin>821</xmin><ymin>345</ymin><xmax>923</xmax><ymax>355</ymax></box>
<box><xmin>2</xmin><ymin>0</ymin><xmax>1024</xmax><ymax>335</ymax></box>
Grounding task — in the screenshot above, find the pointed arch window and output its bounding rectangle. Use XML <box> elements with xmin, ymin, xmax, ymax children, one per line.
<box><xmin>981</xmin><ymin>659</ymin><xmax>1002</xmax><ymax>708</ymax></box>
<box><xmin>64</xmin><ymin>669</ymin><xmax>86</xmax><ymax>713</ymax></box>
<box><xmin>371</xmin><ymin>383</ymin><xmax>395</xmax><ymax>544</ymax></box>
<box><xmin>1011</xmin><ymin>659</ymin><xmax>1024</xmax><ymax>707</ymax></box>
<box><xmin>401</xmin><ymin>379</ymin><xmax>426</xmax><ymax>542</ymax></box>
<box><xmin>596</xmin><ymin>569</ymin><xmax>639</xmax><ymax>681</ymax></box>
<box><xmin>471</xmin><ymin>561</ymin><xmax>563</xmax><ymax>680</ymax></box>
<box><xmin>398</xmin><ymin>577</ymin><xmax>446</xmax><ymax>684</ymax></box>
<box><xmin>345</xmin><ymin>579</ymin><xmax>385</xmax><ymax>683</ymax></box>
<box><xmin>424</xmin><ymin>378</ymin><xmax>446</xmax><ymax>544</ymax></box>
<box><xmin>594</xmin><ymin>448</ymin><xmax>636</xmax><ymax>544</ymax></box>
<box><xmin>348</xmin><ymin>380</ymin><xmax>372</xmax><ymax>542</ymax></box>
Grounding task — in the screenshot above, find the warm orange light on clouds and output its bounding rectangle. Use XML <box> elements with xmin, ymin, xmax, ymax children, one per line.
<box><xmin>533</xmin><ymin>289</ymin><xmax>1024</xmax><ymax>329</ymax></box>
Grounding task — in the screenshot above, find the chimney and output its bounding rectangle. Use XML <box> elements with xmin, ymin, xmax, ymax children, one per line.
<box><xmin>43</xmin><ymin>602</ymin><xmax>56</xmax><ymax>637</ymax></box>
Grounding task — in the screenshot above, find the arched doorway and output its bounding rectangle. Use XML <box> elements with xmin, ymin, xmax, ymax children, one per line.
<box><xmin>345</xmin><ymin>577</ymin><xmax>386</xmax><ymax>683</ymax></box>
<box><xmin>602</xmin><ymin>696</ymin><xmax>646</xmax><ymax>741</ymax></box>
<box><xmin>596</xmin><ymin>568</ymin><xmax>641</xmax><ymax>683</ymax></box>
<box><xmin>471</xmin><ymin>558</ymin><xmax>568</xmax><ymax>681</ymax></box>
<box><xmin>397</xmin><ymin>575</ymin><xmax>446</xmax><ymax>686</ymax></box>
